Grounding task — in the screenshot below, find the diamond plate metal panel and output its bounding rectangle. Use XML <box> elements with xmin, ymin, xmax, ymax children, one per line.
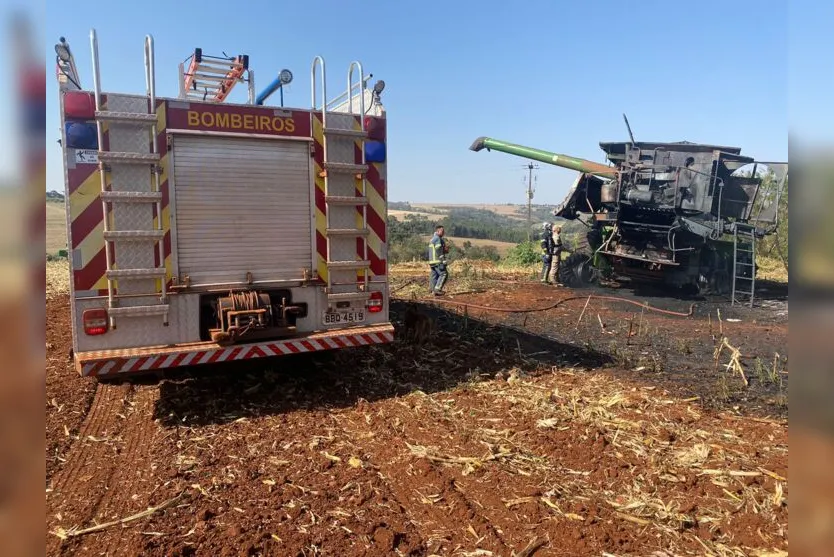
<box><xmin>326</xmin><ymin>112</ymin><xmax>357</xmax><ymax>130</ymax></box>
<box><xmin>329</xmin><ymin>236</ymin><xmax>362</xmax><ymax>294</ymax></box>
<box><xmin>325</xmin><ymin>172</ymin><xmax>357</xmax><ymax>198</ymax></box>
<box><xmin>326</xmin><ymin>135</ymin><xmax>356</xmax><ymax>165</ymax></box>
<box><xmin>328</xmin><ymin>268</ymin><xmax>358</xmax><ymax>287</ymax></box>
<box><xmin>109</xmin><ymin>163</ymin><xmax>152</xmax><ymax>193</ymax></box>
<box><xmin>324</xmin><ymin>113</ymin><xmax>360</xmax><ymax>168</ymax></box>
<box><xmin>328</xmin><ymin>206</ymin><xmax>361</xmax><ymax>229</ymax></box>
<box><xmin>106</xmin><ymin>96</ymin><xmax>152</xmax><ymax>154</ymax></box>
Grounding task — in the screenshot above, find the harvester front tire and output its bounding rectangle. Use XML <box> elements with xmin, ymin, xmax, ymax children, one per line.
<box><xmin>559</xmin><ymin>252</ymin><xmax>594</xmax><ymax>288</ymax></box>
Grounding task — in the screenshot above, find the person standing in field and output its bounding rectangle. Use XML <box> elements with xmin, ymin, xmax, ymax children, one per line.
<box><xmin>552</xmin><ymin>225</ymin><xmax>564</xmax><ymax>284</ymax></box>
<box><xmin>427</xmin><ymin>225</ymin><xmax>448</xmax><ymax>296</ymax></box>
<box><xmin>540</xmin><ymin>222</ymin><xmax>556</xmax><ymax>284</ymax></box>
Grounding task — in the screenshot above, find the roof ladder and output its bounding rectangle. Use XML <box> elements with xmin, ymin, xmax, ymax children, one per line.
<box><xmin>90</xmin><ymin>29</ymin><xmax>169</xmax><ymax>329</ymax></box>
<box><xmin>312</xmin><ymin>57</ymin><xmax>372</xmax><ymax>303</ymax></box>
<box><xmin>731</xmin><ymin>222</ymin><xmax>757</xmax><ymax>308</ymax></box>
<box><xmin>179</xmin><ymin>48</ymin><xmax>252</xmax><ymax>103</ymax></box>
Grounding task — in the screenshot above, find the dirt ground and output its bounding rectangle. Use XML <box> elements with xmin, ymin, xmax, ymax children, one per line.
<box><xmin>46</xmin><ymin>276</ymin><xmax>788</xmax><ymax>557</ymax></box>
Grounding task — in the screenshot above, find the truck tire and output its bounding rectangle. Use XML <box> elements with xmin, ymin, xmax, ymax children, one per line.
<box><xmin>559</xmin><ymin>252</ymin><xmax>594</xmax><ymax>287</ymax></box>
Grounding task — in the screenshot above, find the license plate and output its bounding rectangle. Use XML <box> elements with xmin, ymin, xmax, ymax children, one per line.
<box><xmin>323</xmin><ymin>310</ymin><xmax>365</xmax><ymax>326</ymax></box>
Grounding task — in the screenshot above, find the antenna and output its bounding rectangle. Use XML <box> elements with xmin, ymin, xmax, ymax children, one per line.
<box><xmin>623</xmin><ymin>113</ymin><xmax>636</xmax><ymax>144</ymax></box>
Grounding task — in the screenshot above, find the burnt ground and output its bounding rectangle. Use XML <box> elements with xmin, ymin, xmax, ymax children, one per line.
<box><xmin>410</xmin><ymin>277</ymin><xmax>789</xmax><ymax>420</ymax></box>
<box><xmin>45</xmin><ymin>278</ymin><xmax>788</xmax><ymax>557</ymax></box>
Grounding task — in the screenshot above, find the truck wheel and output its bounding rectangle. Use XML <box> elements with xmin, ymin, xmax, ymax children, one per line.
<box><xmin>559</xmin><ymin>252</ymin><xmax>594</xmax><ymax>287</ymax></box>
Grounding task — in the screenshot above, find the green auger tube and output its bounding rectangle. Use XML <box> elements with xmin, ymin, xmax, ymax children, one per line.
<box><xmin>469</xmin><ymin>136</ymin><xmax>617</xmax><ymax>178</ymax></box>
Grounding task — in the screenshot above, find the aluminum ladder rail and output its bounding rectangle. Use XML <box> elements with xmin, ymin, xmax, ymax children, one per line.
<box><xmin>731</xmin><ymin>222</ymin><xmax>757</xmax><ymax>307</ymax></box>
<box><xmin>311</xmin><ymin>57</ymin><xmax>371</xmax><ymax>303</ymax></box>
<box><xmin>90</xmin><ymin>29</ymin><xmax>169</xmax><ymax>328</ymax></box>
<box><xmin>179</xmin><ymin>48</ymin><xmax>253</xmax><ymax>103</ymax></box>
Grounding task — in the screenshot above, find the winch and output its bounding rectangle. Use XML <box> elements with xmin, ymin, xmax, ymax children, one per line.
<box><xmin>209</xmin><ymin>290</ymin><xmax>306</xmax><ymax>344</ymax></box>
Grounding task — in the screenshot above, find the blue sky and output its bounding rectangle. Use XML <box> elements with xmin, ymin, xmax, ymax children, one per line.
<box><xmin>41</xmin><ymin>0</ymin><xmax>799</xmax><ymax>205</ymax></box>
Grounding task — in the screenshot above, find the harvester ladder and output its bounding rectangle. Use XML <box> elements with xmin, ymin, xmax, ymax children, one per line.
<box><xmin>179</xmin><ymin>48</ymin><xmax>252</xmax><ymax>103</ymax></box>
<box><xmin>90</xmin><ymin>30</ymin><xmax>168</xmax><ymax>328</ymax></box>
<box><xmin>312</xmin><ymin>57</ymin><xmax>371</xmax><ymax>303</ymax></box>
<box><xmin>731</xmin><ymin>222</ymin><xmax>757</xmax><ymax>307</ymax></box>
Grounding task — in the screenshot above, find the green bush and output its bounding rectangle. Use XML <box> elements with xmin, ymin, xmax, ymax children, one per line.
<box><xmin>503</xmin><ymin>241</ymin><xmax>540</xmax><ymax>266</ymax></box>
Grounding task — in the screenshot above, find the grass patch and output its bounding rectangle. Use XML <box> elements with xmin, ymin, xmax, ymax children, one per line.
<box><xmin>756</xmin><ymin>256</ymin><xmax>787</xmax><ymax>283</ymax></box>
<box><xmin>47</xmin><ymin>259</ymin><xmax>70</xmax><ymax>299</ymax></box>
<box><xmin>46</xmin><ymin>200</ymin><xmax>68</xmax><ymax>256</ymax></box>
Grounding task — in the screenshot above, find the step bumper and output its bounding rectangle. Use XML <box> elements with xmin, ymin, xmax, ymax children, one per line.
<box><xmin>75</xmin><ymin>323</ymin><xmax>395</xmax><ymax>377</ymax></box>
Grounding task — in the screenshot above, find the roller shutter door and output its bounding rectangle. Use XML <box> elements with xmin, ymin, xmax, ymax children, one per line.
<box><xmin>172</xmin><ymin>135</ymin><xmax>312</xmax><ymax>286</ymax></box>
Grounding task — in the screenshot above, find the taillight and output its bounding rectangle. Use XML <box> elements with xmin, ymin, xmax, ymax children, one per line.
<box><xmin>367</xmin><ymin>291</ymin><xmax>383</xmax><ymax>313</ymax></box>
<box><xmin>83</xmin><ymin>308</ymin><xmax>109</xmax><ymax>336</ymax></box>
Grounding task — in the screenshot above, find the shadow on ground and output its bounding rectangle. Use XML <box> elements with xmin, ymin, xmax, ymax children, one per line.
<box><xmin>148</xmin><ymin>300</ymin><xmax>611</xmax><ymax>427</ymax></box>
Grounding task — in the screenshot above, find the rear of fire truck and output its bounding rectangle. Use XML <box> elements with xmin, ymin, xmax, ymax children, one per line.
<box><xmin>55</xmin><ymin>31</ymin><xmax>393</xmax><ymax>377</ymax></box>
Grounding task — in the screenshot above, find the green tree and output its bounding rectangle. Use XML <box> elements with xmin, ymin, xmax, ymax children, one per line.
<box><xmin>756</xmin><ymin>173</ymin><xmax>789</xmax><ymax>273</ymax></box>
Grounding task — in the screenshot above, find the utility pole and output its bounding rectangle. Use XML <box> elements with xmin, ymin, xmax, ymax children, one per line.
<box><xmin>525</xmin><ymin>162</ymin><xmax>539</xmax><ymax>241</ymax></box>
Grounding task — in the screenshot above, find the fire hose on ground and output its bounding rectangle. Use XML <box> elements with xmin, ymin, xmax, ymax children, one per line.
<box><xmin>393</xmin><ymin>287</ymin><xmax>695</xmax><ymax>318</ymax></box>
<box><xmin>424</xmin><ymin>295</ymin><xmax>695</xmax><ymax>318</ymax></box>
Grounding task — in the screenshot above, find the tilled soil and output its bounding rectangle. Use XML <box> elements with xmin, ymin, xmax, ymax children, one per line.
<box><xmin>46</xmin><ymin>294</ymin><xmax>97</xmax><ymax>483</ymax></box>
<box><xmin>45</xmin><ymin>284</ymin><xmax>788</xmax><ymax>557</ymax></box>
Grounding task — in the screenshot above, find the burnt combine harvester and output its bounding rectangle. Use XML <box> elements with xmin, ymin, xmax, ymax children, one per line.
<box><xmin>470</xmin><ymin>119</ymin><xmax>788</xmax><ymax>306</ymax></box>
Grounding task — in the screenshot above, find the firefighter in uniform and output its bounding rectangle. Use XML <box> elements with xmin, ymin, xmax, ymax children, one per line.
<box><xmin>540</xmin><ymin>222</ymin><xmax>556</xmax><ymax>284</ymax></box>
<box><xmin>552</xmin><ymin>225</ymin><xmax>564</xmax><ymax>284</ymax></box>
<box><xmin>428</xmin><ymin>225</ymin><xmax>449</xmax><ymax>296</ymax></box>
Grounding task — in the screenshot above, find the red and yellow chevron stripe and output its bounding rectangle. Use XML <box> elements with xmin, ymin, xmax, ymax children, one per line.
<box><xmin>357</xmin><ymin>131</ymin><xmax>387</xmax><ymax>277</ymax></box>
<box><xmin>311</xmin><ymin>111</ymin><xmax>387</xmax><ymax>285</ymax></box>
<box><xmin>152</xmin><ymin>99</ymin><xmax>174</xmax><ymax>288</ymax></box>
<box><xmin>66</xmin><ymin>95</ymin><xmax>172</xmax><ymax>297</ymax></box>
<box><xmin>311</xmin><ymin>112</ymin><xmax>328</xmax><ymax>281</ymax></box>
<box><xmin>67</xmin><ymin>93</ymin><xmax>107</xmax><ymax>295</ymax></box>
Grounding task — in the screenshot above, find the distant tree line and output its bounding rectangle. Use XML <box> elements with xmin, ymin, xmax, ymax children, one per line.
<box><xmin>388</xmin><ymin>201</ymin><xmax>414</xmax><ymax>211</ymax></box>
<box><xmin>388</xmin><ymin>209</ymin><xmax>534</xmax><ymax>263</ymax></box>
<box><xmin>389</xmin><ymin>209</ymin><xmax>529</xmax><ymax>243</ymax></box>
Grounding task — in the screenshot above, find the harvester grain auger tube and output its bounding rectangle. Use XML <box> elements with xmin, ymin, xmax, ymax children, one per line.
<box><xmin>469</xmin><ymin>136</ymin><xmax>618</xmax><ymax>178</ymax></box>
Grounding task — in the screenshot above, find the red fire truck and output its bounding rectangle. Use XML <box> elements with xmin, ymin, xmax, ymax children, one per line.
<box><xmin>54</xmin><ymin>30</ymin><xmax>393</xmax><ymax>377</ymax></box>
